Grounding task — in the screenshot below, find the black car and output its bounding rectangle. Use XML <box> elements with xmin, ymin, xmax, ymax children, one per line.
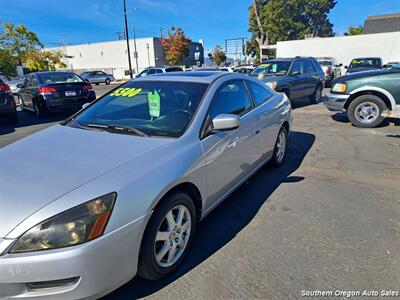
<box><xmin>251</xmin><ymin>57</ymin><xmax>325</xmax><ymax>104</ymax></box>
<box><xmin>0</xmin><ymin>78</ymin><xmax>18</xmax><ymax>123</ymax></box>
<box><xmin>18</xmin><ymin>71</ymin><xmax>96</xmax><ymax>117</ymax></box>
<box><xmin>345</xmin><ymin>57</ymin><xmax>382</xmax><ymax>74</ymax></box>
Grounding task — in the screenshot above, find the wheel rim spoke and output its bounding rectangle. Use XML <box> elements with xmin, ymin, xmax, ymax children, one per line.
<box><xmin>156</xmin><ymin>242</ymin><xmax>171</xmax><ymax>262</ymax></box>
<box><xmin>167</xmin><ymin>243</ymin><xmax>178</xmax><ymax>264</ymax></box>
<box><xmin>176</xmin><ymin>206</ymin><xmax>185</xmax><ymax>226</ymax></box>
<box><xmin>156</xmin><ymin>231</ymin><xmax>170</xmax><ymax>241</ymax></box>
<box><xmin>165</xmin><ymin>210</ymin><xmax>176</xmax><ymax>230</ymax></box>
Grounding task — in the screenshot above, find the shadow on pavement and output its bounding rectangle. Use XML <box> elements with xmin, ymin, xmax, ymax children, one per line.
<box><xmin>0</xmin><ymin>110</ymin><xmax>71</xmax><ymax>136</ymax></box>
<box><xmin>105</xmin><ymin>130</ymin><xmax>315</xmax><ymax>299</ymax></box>
<box><xmin>331</xmin><ymin>112</ymin><xmax>349</xmax><ymax>123</ymax></box>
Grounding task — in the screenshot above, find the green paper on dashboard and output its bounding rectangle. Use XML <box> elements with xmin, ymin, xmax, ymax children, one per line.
<box><xmin>148</xmin><ymin>91</ymin><xmax>161</xmax><ymax>118</ymax></box>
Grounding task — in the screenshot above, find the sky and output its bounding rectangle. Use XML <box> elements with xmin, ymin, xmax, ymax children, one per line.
<box><xmin>1</xmin><ymin>0</ymin><xmax>399</xmax><ymax>52</ymax></box>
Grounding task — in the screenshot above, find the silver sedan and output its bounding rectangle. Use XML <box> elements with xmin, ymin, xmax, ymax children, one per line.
<box><xmin>0</xmin><ymin>72</ymin><xmax>292</xmax><ymax>299</ymax></box>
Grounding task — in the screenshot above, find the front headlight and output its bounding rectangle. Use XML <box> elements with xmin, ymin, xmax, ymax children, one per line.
<box><xmin>265</xmin><ymin>81</ymin><xmax>277</xmax><ymax>90</ymax></box>
<box><xmin>332</xmin><ymin>83</ymin><xmax>347</xmax><ymax>93</ymax></box>
<box><xmin>10</xmin><ymin>193</ymin><xmax>116</xmax><ymax>254</ymax></box>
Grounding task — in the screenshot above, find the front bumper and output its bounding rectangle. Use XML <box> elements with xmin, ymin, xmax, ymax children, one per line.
<box><xmin>324</xmin><ymin>92</ymin><xmax>349</xmax><ymax>111</ymax></box>
<box><xmin>0</xmin><ymin>214</ymin><xmax>149</xmax><ymax>299</ymax></box>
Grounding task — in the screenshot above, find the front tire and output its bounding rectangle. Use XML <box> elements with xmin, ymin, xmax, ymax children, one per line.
<box><xmin>105</xmin><ymin>78</ymin><xmax>111</xmax><ymax>85</ymax></box>
<box><xmin>347</xmin><ymin>95</ymin><xmax>386</xmax><ymax>128</ymax></box>
<box><xmin>34</xmin><ymin>101</ymin><xmax>47</xmax><ymax>118</ymax></box>
<box><xmin>270</xmin><ymin>126</ymin><xmax>288</xmax><ymax>167</ymax></box>
<box><xmin>138</xmin><ymin>192</ymin><xmax>197</xmax><ymax>280</ymax></box>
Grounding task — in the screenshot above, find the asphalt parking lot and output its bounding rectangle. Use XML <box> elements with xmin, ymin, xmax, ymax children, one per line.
<box><xmin>1</xmin><ymin>88</ymin><xmax>399</xmax><ymax>299</ymax></box>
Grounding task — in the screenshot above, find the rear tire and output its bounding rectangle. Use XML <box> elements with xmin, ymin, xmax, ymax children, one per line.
<box><xmin>34</xmin><ymin>102</ymin><xmax>47</xmax><ymax>118</ymax></box>
<box><xmin>105</xmin><ymin>78</ymin><xmax>111</xmax><ymax>85</ymax></box>
<box><xmin>347</xmin><ymin>95</ymin><xmax>386</xmax><ymax>128</ymax></box>
<box><xmin>270</xmin><ymin>126</ymin><xmax>288</xmax><ymax>167</ymax></box>
<box><xmin>310</xmin><ymin>84</ymin><xmax>322</xmax><ymax>104</ymax></box>
<box><xmin>138</xmin><ymin>192</ymin><xmax>197</xmax><ymax>280</ymax></box>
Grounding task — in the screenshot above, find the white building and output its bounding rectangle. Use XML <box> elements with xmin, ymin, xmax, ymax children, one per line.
<box><xmin>276</xmin><ymin>31</ymin><xmax>400</xmax><ymax>72</ymax></box>
<box><xmin>50</xmin><ymin>37</ymin><xmax>204</xmax><ymax>79</ymax></box>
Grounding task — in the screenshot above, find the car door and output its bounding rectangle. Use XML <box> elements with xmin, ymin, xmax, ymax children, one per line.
<box><xmin>288</xmin><ymin>60</ymin><xmax>307</xmax><ymax>99</ymax></box>
<box><xmin>303</xmin><ymin>59</ymin><xmax>319</xmax><ymax>96</ymax></box>
<box><xmin>200</xmin><ymin>80</ymin><xmax>262</xmax><ymax>210</ymax></box>
<box><xmin>19</xmin><ymin>76</ymin><xmax>30</xmax><ymax>106</ymax></box>
<box><xmin>24</xmin><ymin>75</ymin><xmax>37</xmax><ymax>108</ymax></box>
<box><xmin>96</xmin><ymin>71</ymin><xmax>106</xmax><ymax>83</ymax></box>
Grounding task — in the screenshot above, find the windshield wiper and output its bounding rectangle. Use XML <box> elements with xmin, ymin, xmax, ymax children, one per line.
<box><xmin>86</xmin><ymin>123</ymin><xmax>149</xmax><ymax>137</ymax></box>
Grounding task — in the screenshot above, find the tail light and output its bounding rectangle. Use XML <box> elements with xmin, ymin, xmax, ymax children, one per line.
<box><xmin>325</xmin><ymin>68</ymin><xmax>332</xmax><ymax>75</ymax></box>
<box><xmin>83</xmin><ymin>85</ymin><xmax>93</xmax><ymax>90</ymax></box>
<box><xmin>38</xmin><ymin>87</ymin><xmax>57</xmax><ymax>94</ymax></box>
<box><xmin>0</xmin><ymin>84</ymin><xmax>10</xmax><ymax>92</ymax></box>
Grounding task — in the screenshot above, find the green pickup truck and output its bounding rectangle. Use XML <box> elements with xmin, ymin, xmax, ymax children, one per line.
<box><xmin>324</xmin><ymin>69</ymin><xmax>400</xmax><ymax>128</ymax></box>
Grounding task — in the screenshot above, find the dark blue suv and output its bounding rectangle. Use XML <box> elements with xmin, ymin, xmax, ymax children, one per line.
<box><xmin>251</xmin><ymin>57</ymin><xmax>325</xmax><ymax>104</ymax></box>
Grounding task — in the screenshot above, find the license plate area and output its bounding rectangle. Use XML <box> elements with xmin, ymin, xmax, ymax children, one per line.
<box><xmin>65</xmin><ymin>91</ymin><xmax>77</xmax><ymax>97</ymax></box>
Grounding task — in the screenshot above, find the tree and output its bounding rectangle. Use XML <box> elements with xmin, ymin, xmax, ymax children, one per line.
<box><xmin>209</xmin><ymin>45</ymin><xmax>227</xmax><ymax>66</ymax></box>
<box><xmin>0</xmin><ymin>22</ymin><xmax>43</xmax><ymax>65</ymax></box>
<box><xmin>161</xmin><ymin>26</ymin><xmax>191</xmax><ymax>65</ymax></box>
<box><xmin>0</xmin><ymin>49</ymin><xmax>17</xmax><ymax>77</ymax></box>
<box><xmin>247</xmin><ymin>0</ymin><xmax>336</xmax><ymax>61</ymax></box>
<box><xmin>25</xmin><ymin>50</ymin><xmax>67</xmax><ymax>72</ymax></box>
<box><xmin>344</xmin><ymin>25</ymin><xmax>363</xmax><ymax>36</ymax></box>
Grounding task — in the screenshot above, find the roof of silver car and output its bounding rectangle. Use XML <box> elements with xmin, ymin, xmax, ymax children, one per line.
<box><xmin>134</xmin><ymin>71</ymin><xmax>233</xmax><ymax>83</ymax></box>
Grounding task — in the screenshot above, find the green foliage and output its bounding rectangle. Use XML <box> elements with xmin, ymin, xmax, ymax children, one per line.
<box><xmin>209</xmin><ymin>45</ymin><xmax>227</xmax><ymax>66</ymax></box>
<box><xmin>25</xmin><ymin>50</ymin><xmax>67</xmax><ymax>72</ymax></box>
<box><xmin>0</xmin><ymin>22</ymin><xmax>68</xmax><ymax>76</ymax></box>
<box><xmin>247</xmin><ymin>0</ymin><xmax>337</xmax><ymax>60</ymax></box>
<box><xmin>161</xmin><ymin>27</ymin><xmax>191</xmax><ymax>66</ymax></box>
<box><xmin>344</xmin><ymin>25</ymin><xmax>363</xmax><ymax>36</ymax></box>
<box><xmin>0</xmin><ymin>49</ymin><xmax>17</xmax><ymax>77</ymax></box>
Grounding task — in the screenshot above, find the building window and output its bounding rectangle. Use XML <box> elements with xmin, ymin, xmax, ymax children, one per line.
<box><xmin>101</xmin><ymin>51</ymin><xmax>103</xmax><ymax>56</ymax></box>
<box><xmin>79</xmin><ymin>53</ymin><xmax>82</xmax><ymax>58</ymax></box>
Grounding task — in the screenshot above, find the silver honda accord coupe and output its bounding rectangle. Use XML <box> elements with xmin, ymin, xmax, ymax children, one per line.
<box><xmin>0</xmin><ymin>72</ymin><xmax>292</xmax><ymax>299</ymax></box>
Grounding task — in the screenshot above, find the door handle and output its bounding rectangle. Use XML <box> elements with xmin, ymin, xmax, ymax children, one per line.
<box><xmin>255</xmin><ymin>129</ymin><xmax>260</xmax><ymax>135</ymax></box>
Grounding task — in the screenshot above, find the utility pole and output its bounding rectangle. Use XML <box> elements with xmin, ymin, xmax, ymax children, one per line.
<box><xmin>123</xmin><ymin>0</ymin><xmax>133</xmax><ymax>78</ymax></box>
<box><xmin>132</xmin><ymin>24</ymin><xmax>139</xmax><ymax>75</ymax></box>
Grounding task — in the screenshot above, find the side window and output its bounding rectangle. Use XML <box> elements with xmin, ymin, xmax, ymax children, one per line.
<box><xmin>155</xmin><ymin>69</ymin><xmax>163</xmax><ymax>74</ymax></box>
<box><xmin>291</xmin><ymin>61</ymin><xmax>302</xmax><ymax>74</ymax></box>
<box><xmin>147</xmin><ymin>69</ymin><xmax>156</xmax><ymax>75</ymax></box>
<box><xmin>303</xmin><ymin>59</ymin><xmax>316</xmax><ymax>74</ymax></box>
<box><xmin>96</xmin><ymin>71</ymin><xmax>105</xmax><ymax>75</ymax></box>
<box><xmin>247</xmin><ymin>81</ymin><xmax>274</xmax><ymax>106</ymax></box>
<box><xmin>29</xmin><ymin>76</ymin><xmax>37</xmax><ymax>87</ymax></box>
<box><xmin>209</xmin><ymin>80</ymin><xmax>252</xmax><ymax>120</ymax></box>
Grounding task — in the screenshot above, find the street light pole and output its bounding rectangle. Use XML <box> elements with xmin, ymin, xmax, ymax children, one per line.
<box><xmin>146</xmin><ymin>43</ymin><xmax>150</xmax><ymax>67</ymax></box>
<box><xmin>123</xmin><ymin>0</ymin><xmax>133</xmax><ymax>78</ymax></box>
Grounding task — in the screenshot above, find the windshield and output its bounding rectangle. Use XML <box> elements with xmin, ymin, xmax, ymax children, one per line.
<box><xmin>251</xmin><ymin>61</ymin><xmax>291</xmax><ymax>76</ymax></box>
<box><xmin>318</xmin><ymin>60</ymin><xmax>333</xmax><ymax>66</ymax></box>
<box><xmin>349</xmin><ymin>58</ymin><xmax>380</xmax><ymax>68</ymax></box>
<box><xmin>37</xmin><ymin>73</ymin><xmax>84</xmax><ymax>84</ymax></box>
<box><xmin>70</xmin><ymin>81</ymin><xmax>208</xmax><ymax>138</ymax></box>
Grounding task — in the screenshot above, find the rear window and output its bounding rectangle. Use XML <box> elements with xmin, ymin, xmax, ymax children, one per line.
<box><xmin>37</xmin><ymin>73</ymin><xmax>84</xmax><ymax>84</ymax></box>
<box><xmin>318</xmin><ymin>60</ymin><xmax>333</xmax><ymax>66</ymax></box>
<box><xmin>350</xmin><ymin>58</ymin><xmax>381</xmax><ymax>68</ymax></box>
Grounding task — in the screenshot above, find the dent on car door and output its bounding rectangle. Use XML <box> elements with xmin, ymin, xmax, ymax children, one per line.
<box><xmin>200</xmin><ymin>80</ymin><xmax>262</xmax><ymax>210</ymax></box>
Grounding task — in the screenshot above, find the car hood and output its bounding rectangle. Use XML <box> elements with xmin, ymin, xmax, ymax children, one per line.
<box><xmin>334</xmin><ymin>69</ymin><xmax>389</xmax><ymax>83</ymax></box>
<box><xmin>253</xmin><ymin>75</ymin><xmax>286</xmax><ymax>83</ymax></box>
<box><xmin>0</xmin><ymin>124</ymin><xmax>170</xmax><ymax>238</ymax></box>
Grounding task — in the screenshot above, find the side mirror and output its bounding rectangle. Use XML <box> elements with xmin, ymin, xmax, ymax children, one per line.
<box><xmin>344</xmin><ymin>66</ymin><xmax>348</xmax><ymax>69</ymax></box>
<box><xmin>382</xmin><ymin>64</ymin><xmax>388</xmax><ymax>69</ymax></box>
<box><xmin>336</xmin><ymin>63</ymin><xmax>343</xmax><ymax>67</ymax></box>
<box><xmin>291</xmin><ymin>71</ymin><xmax>301</xmax><ymax>76</ymax></box>
<box><xmin>212</xmin><ymin>114</ymin><xmax>240</xmax><ymax>131</ymax></box>
<box><xmin>82</xmin><ymin>102</ymin><xmax>90</xmax><ymax>109</ymax></box>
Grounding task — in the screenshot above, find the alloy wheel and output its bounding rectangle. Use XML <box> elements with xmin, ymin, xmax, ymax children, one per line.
<box><xmin>276</xmin><ymin>130</ymin><xmax>286</xmax><ymax>163</ymax></box>
<box><xmin>154</xmin><ymin>205</ymin><xmax>192</xmax><ymax>268</ymax></box>
<box><xmin>354</xmin><ymin>102</ymin><xmax>379</xmax><ymax>124</ymax></box>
